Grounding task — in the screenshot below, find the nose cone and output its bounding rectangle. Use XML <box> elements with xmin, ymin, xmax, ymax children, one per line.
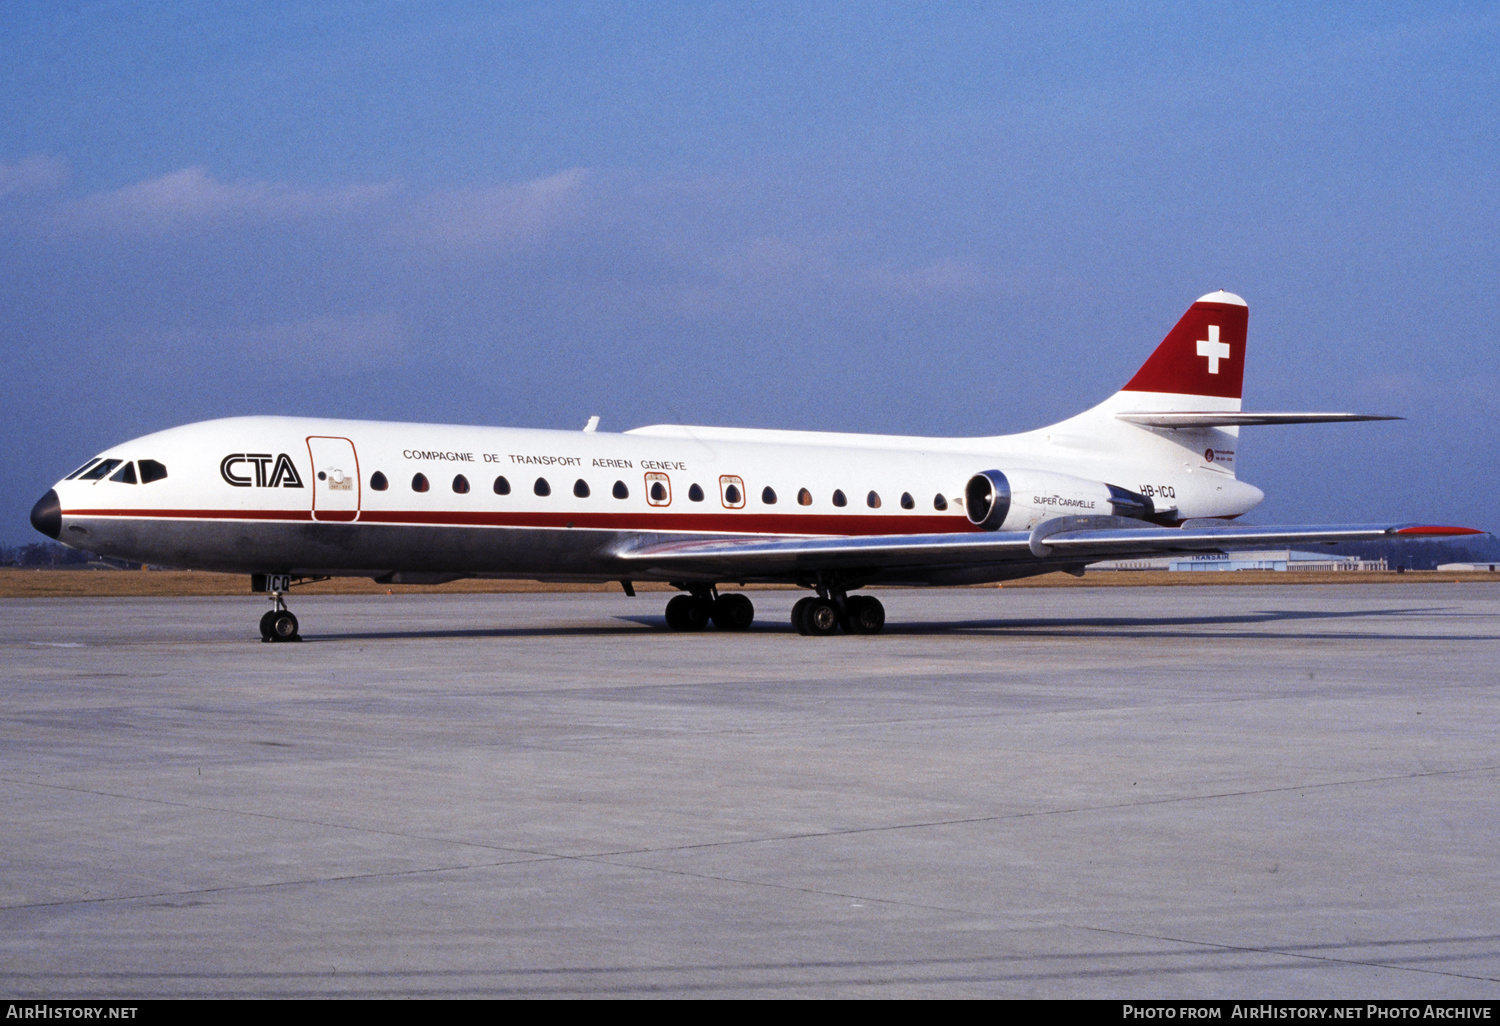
<box><xmin>30</xmin><ymin>489</ymin><xmax>61</xmax><ymax>539</ymax></box>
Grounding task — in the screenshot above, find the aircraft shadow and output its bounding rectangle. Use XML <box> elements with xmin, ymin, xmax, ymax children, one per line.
<box><xmin>304</xmin><ymin>606</ymin><xmax>1498</xmax><ymax>643</ymax></box>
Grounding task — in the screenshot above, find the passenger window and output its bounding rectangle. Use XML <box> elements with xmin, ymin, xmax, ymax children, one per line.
<box><xmin>866</xmin><ymin>491</ymin><xmax>881</xmax><ymax>509</ymax></box>
<box><xmin>494</xmin><ymin>476</ymin><xmax>511</xmax><ymax>495</ymax></box>
<box><xmin>645</xmin><ymin>472</ymin><xmax>671</xmax><ymax>506</ymax></box>
<box><xmin>688</xmin><ymin>483</ymin><xmax>705</xmax><ymax>502</ymax></box>
<box><xmin>934</xmin><ymin>493</ymin><xmax>948</xmax><ymax>511</ymax></box>
<box><xmin>762</xmin><ymin>486</ymin><xmax>777</xmax><ymax>505</ymax></box>
<box><xmin>613</xmin><ymin>480</ymin><xmax>629</xmax><ymax>499</ymax></box>
<box><xmin>574</xmin><ymin>479</ymin><xmax>590</xmax><ymax>498</ymax></box>
<box><xmin>81</xmin><ymin>459</ymin><xmax>121</xmax><ymax>481</ymax></box>
<box><xmin>111</xmin><ymin>462</ymin><xmax>138</xmax><ymax>484</ymax></box>
<box><xmin>534</xmin><ymin>478</ymin><xmax>551</xmax><ymax>497</ymax></box>
<box><xmin>719</xmin><ymin>475</ymin><xmax>744</xmax><ymax>508</ymax></box>
<box><xmin>412</xmin><ymin>473</ymin><xmax>430</xmax><ymax>493</ymax></box>
<box><xmin>370</xmin><ymin>471</ymin><xmax>388</xmax><ymax>491</ymax></box>
<box><xmin>139</xmin><ymin>460</ymin><xmax>168</xmax><ymax>484</ymax></box>
<box><xmin>797</xmin><ymin>488</ymin><xmax>812</xmax><ymax>506</ymax></box>
<box><xmin>832</xmin><ymin>489</ymin><xmax>847</xmax><ymax>507</ymax></box>
<box><xmin>65</xmin><ymin>459</ymin><xmax>101</xmax><ymax>480</ymax></box>
<box><xmin>453</xmin><ymin>474</ymin><xmax>470</xmax><ymax>494</ymax></box>
<box><xmin>900</xmin><ymin>492</ymin><xmax>914</xmax><ymax>510</ymax></box>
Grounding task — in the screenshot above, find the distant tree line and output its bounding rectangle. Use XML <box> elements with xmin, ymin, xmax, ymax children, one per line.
<box><xmin>1322</xmin><ymin>533</ymin><xmax>1500</xmax><ymax>570</ymax></box>
<box><xmin>0</xmin><ymin>541</ymin><xmax>140</xmax><ymax>569</ymax></box>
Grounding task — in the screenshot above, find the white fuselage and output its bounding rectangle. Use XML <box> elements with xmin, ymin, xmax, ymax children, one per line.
<box><xmin>48</xmin><ymin>394</ymin><xmax>1264</xmax><ymax>583</ymax></box>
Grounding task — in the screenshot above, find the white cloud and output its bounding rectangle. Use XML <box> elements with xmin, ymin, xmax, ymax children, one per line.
<box><xmin>56</xmin><ymin>166</ymin><xmax>396</xmax><ymax>233</ymax></box>
<box><xmin>402</xmin><ymin>168</ymin><xmax>591</xmax><ymax>247</ymax></box>
<box><xmin>127</xmin><ymin>311</ymin><xmax>415</xmax><ymax>372</ymax></box>
<box><xmin>235</xmin><ymin>311</ymin><xmax>414</xmax><ymax>365</ymax></box>
<box><xmin>706</xmin><ymin>235</ymin><xmax>994</xmax><ymax>302</ymax></box>
<box><xmin>863</xmin><ymin>258</ymin><xmax>996</xmax><ymax>298</ymax></box>
<box><xmin>0</xmin><ymin>155</ymin><xmax>67</xmax><ymax>199</ymax></box>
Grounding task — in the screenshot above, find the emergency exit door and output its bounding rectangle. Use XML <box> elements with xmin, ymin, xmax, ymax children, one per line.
<box><xmin>307</xmin><ymin>436</ymin><xmax>361</xmax><ymax>522</ymax></box>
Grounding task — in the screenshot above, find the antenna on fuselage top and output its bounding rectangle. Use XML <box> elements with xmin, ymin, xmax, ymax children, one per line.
<box><xmin>583</xmin><ymin>415</ymin><xmax>600</xmax><ymax>433</ymax></box>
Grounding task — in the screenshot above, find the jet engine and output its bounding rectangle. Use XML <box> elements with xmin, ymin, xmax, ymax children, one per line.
<box><xmin>965</xmin><ymin>469</ymin><xmax>1156</xmax><ymax>531</ymax></box>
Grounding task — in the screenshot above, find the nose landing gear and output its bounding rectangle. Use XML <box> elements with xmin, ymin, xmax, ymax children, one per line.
<box><xmin>259</xmin><ymin>593</ymin><xmax>301</xmax><ymax>642</ymax></box>
<box><xmin>252</xmin><ymin>574</ymin><xmax>319</xmax><ymax>642</ymax></box>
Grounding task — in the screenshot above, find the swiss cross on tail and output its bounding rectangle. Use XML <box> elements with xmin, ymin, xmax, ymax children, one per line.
<box><xmin>1197</xmin><ymin>326</ymin><xmax>1230</xmax><ymax>374</ymax></box>
<box><xmin>1122</xmin><ymin>290</ymin><xmax>1249</xmax><ymax>399</ymax></box>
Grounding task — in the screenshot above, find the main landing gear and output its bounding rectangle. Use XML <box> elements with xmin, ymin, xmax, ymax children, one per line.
<box><xmin>790</xmin><ymin>590</ymin><xmax>885</xmax><ymax>636</ymax></box>
<box><xmin>662</xmin><ymin>586</ymin><xmax>755</xmax><ymax>631</ymax></box>
<box><xmin>660</xmin><ymin>582</ymin><xmax>885</xmax><ymax>636</ymax></box>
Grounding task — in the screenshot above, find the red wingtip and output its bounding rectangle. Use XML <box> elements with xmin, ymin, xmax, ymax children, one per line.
<box><xmin>1395</xmin><ymin>525</ymin><xmax>1486</xmax><ymax>536</ymax></box>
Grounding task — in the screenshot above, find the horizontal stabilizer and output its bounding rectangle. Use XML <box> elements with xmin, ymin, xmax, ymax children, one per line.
<box><xmin>1116</xmin><ymin>412</ymin><xmax>1402</xmax><ymax>428</ymax></box>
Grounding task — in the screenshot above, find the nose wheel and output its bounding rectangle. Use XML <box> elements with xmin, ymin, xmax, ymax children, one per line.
<box><xmin>259</xmin><ymin>593</ymin><xmax>301</xmax><ymax>642</ymax></box>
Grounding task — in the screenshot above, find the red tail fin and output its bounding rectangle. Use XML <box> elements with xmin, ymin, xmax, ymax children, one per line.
<box><xmin>1122</xmin><ymin>291</ymin><xmax>1248</xmax><ymax>399</ymax></box>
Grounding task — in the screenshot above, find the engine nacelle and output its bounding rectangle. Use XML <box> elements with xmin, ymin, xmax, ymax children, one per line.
<box><xmin>965</xmin><ymin>469</ymin><xmax>1156</xmax><ymax>531</ymax></box>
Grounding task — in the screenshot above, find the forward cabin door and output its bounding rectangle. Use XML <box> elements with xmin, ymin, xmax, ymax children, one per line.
<box><xmin>306</xmin><ymin>436</ymin><xmax>361</xmax><ymax>522</ymax></box>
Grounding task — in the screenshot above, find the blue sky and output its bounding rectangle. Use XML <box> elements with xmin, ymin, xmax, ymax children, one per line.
<box><xmin>3</xmin><ymin>2</ymin><xmax>1496</xmax><ymax>542</ymax></box>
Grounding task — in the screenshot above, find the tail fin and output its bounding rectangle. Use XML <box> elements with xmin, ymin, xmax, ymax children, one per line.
<box><xmin>1120</xmin><ymin>290</ymin><xmax>1248</xmax><ymax>405</ymax></box>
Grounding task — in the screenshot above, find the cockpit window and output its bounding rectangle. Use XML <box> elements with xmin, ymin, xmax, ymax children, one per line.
<box><xmin>80</xmin><ymin>459</ymin><xmax>122</xmax><ymax>481</ymax></box>
<box><xmin>65</xmin><ymin>459</ymin><xmax>101</xmax><ymax>480</ymax></box>
<box><xmin>110</xmin><ymin>462</ymin><xmax>138</xmax><ymax>484</ymax></box>
<box><xmin>139</xmin><ymin>460</ymin><xmax>168</xmax><ymax>484</ymax></box>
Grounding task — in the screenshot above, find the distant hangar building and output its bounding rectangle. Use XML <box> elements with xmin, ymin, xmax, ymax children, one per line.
<box><xmin>1088</xmin><ymin>549</ymin><xmax>1389</xmax><ymax>573</ymax></box>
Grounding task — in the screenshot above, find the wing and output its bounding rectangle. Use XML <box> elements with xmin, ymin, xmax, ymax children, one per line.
<box><xmin>615</xmin><ymin>517</ymin><xmax>1480</xmax><ymax>581</ymax></box>
<box><xmin>1115</xmin><ymin>412</ymin><xmax>1401</xmax><ymax>428</ymax></box>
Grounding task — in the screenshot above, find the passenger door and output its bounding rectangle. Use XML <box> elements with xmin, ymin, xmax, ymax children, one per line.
<box><xmin>306</xmin><ymin>436</ymin><xmax>361</xmax><ymax>522</ymax></box>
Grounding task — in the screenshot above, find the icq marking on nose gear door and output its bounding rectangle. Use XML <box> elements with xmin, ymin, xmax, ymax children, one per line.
<box><xmin>221</xmin><ymin>454</ymin><xmax>305</xmax><ymax>488</ymax></box>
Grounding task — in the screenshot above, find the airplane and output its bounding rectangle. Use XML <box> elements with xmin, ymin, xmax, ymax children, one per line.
<box><xmin>28</xmin><ymin>290</ymin><xmax>1478</xmax><ymax>641</ymax></box>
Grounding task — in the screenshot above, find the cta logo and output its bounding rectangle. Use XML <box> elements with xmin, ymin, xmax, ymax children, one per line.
<box><xmin>221</xmin><ymin>453</ymin><xmax>304</xmax><ymax>488</ymax></box>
